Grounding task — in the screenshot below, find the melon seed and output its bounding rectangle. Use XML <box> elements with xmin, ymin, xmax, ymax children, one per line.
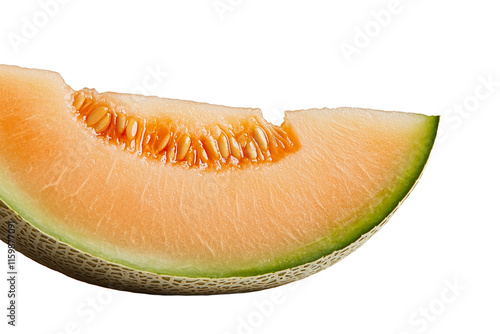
<box><xmin>186</xmin><ymin>149</ymin><xmax>196</xmax><ymax>166</ymax></box>
<box><xmin>167</xmin><ymin>143</ymin><xmax>176</xmax><ymax>162</ymax></box>
<box><xmin>80</xmin><ymin>99</ymin><xmax>95</xmax><ymax>116</ymax></box>
<box><xmin>116</xmin><ymin>114</ymin><xmax>127</xmax><ymax>135</ymax></box>
<box><xmin>204</xmin><ymin>136</ymin><xmax>220</xmax><ymax>160</ymax></box>
<box><xmin>229</xmin><ymin>136</ymin><xmax>243</xmax><ymax>159</ymax></box>
<box><xmin>196</xmin><ymin>142</ymin><xmax>209</xmax><ymax>163</ymax></box>
<box><xmin>177</xmin><ymin>134</ymin><xmax>191</xmax><ymax>160</ymax></box>
<box><xmin>93</xmin><ymin>113</ymin><xmax>112</xmax><ymax>133</ymax></box>
<box><xmin>87</xmin><ymin>106</ymin><xmax>109</xmax><ymax>126</ymax></box>
<box><xmin>256</xmin><ymin>146</ymin><xmax>264</xmax><ymax>161</ymax></box>
<box><xmin>245</xmin><ymin>140</ymin><xmax>258</xmax><ymax>159</ymax></box>
<box><xmin>253</xmin><ymin>127</ymin><xmax>268</xmax><ymax>151</ymax></box>
<box><xmin>126</xmin><ymin>117</ymin><xmax>138</xmax><ymax>139</ymax></box>
<box><xmin>156</xmin><ymin>131</ymin><xmax>171</xmax><ymax>153</ymax></box>
<box><xmin>73</xmin><ymin>91</ymin><xmax>86</xmax><ymax>110</ymax></box>
<box><xmin>218</xmin><ymin>133</ymin><xmax>230</xmax><ymax>159</ymax></box>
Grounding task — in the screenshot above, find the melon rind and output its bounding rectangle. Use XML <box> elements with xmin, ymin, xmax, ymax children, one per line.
<box><xmin>0</xmin><ymin>162</ymin><xmax>425</xmax><ymax>295</ymax></box>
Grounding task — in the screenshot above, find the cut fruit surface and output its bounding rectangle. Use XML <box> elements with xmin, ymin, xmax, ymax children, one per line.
<box><xmin>0</xmin><ymin>64</ymin><xmax>438</xmax><ymax>294</ymax></box>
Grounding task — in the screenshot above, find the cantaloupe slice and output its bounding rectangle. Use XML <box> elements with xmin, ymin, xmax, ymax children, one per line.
<box><xmin>0</xmin><ymin>64</ymin><xmax>438</xmax><ymax>294</ymax></box>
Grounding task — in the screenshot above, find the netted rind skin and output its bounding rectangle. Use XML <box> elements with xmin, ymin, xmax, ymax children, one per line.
<box><xmin>0</xmin><ymin>198</ymin><xmax>401</xmax><ymax>295</ymax></box>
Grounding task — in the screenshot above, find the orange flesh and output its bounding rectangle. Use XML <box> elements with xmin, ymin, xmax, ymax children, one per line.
<box><xmin>0</xmin><ymin>65</ymin><xmax>436</xmax><ymax>277</ymax></box>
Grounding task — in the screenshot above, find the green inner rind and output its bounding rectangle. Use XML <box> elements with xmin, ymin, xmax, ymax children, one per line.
<box><xmin>0</xmin><ymin>116</ymin><xmax>439</xmax><ymax>279</ymax></box>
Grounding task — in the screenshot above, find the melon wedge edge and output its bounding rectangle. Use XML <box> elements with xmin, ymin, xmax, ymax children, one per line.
<box><xmin>0</xmin><ymin>64</ymin><xmax>439</xmax><ymax>294</ymax></box>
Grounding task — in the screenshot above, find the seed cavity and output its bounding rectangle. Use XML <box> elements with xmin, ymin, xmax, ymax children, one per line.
<box><xmin>72</xmin><ymin>88</ymin><xmax>299</xmax><ymax>169</ymax></box>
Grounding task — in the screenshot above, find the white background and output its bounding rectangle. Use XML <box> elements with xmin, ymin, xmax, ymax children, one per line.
<box><xmin>1</xmin><ymin>0</ymin><xmax>499</xmax><ymax>333</ymax></box>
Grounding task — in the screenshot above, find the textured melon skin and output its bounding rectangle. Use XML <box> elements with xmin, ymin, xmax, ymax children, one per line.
<box><xmin>1</xmin><ymin>176</ymin><xmax>415</xmax><ymax>295</ymax></box>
